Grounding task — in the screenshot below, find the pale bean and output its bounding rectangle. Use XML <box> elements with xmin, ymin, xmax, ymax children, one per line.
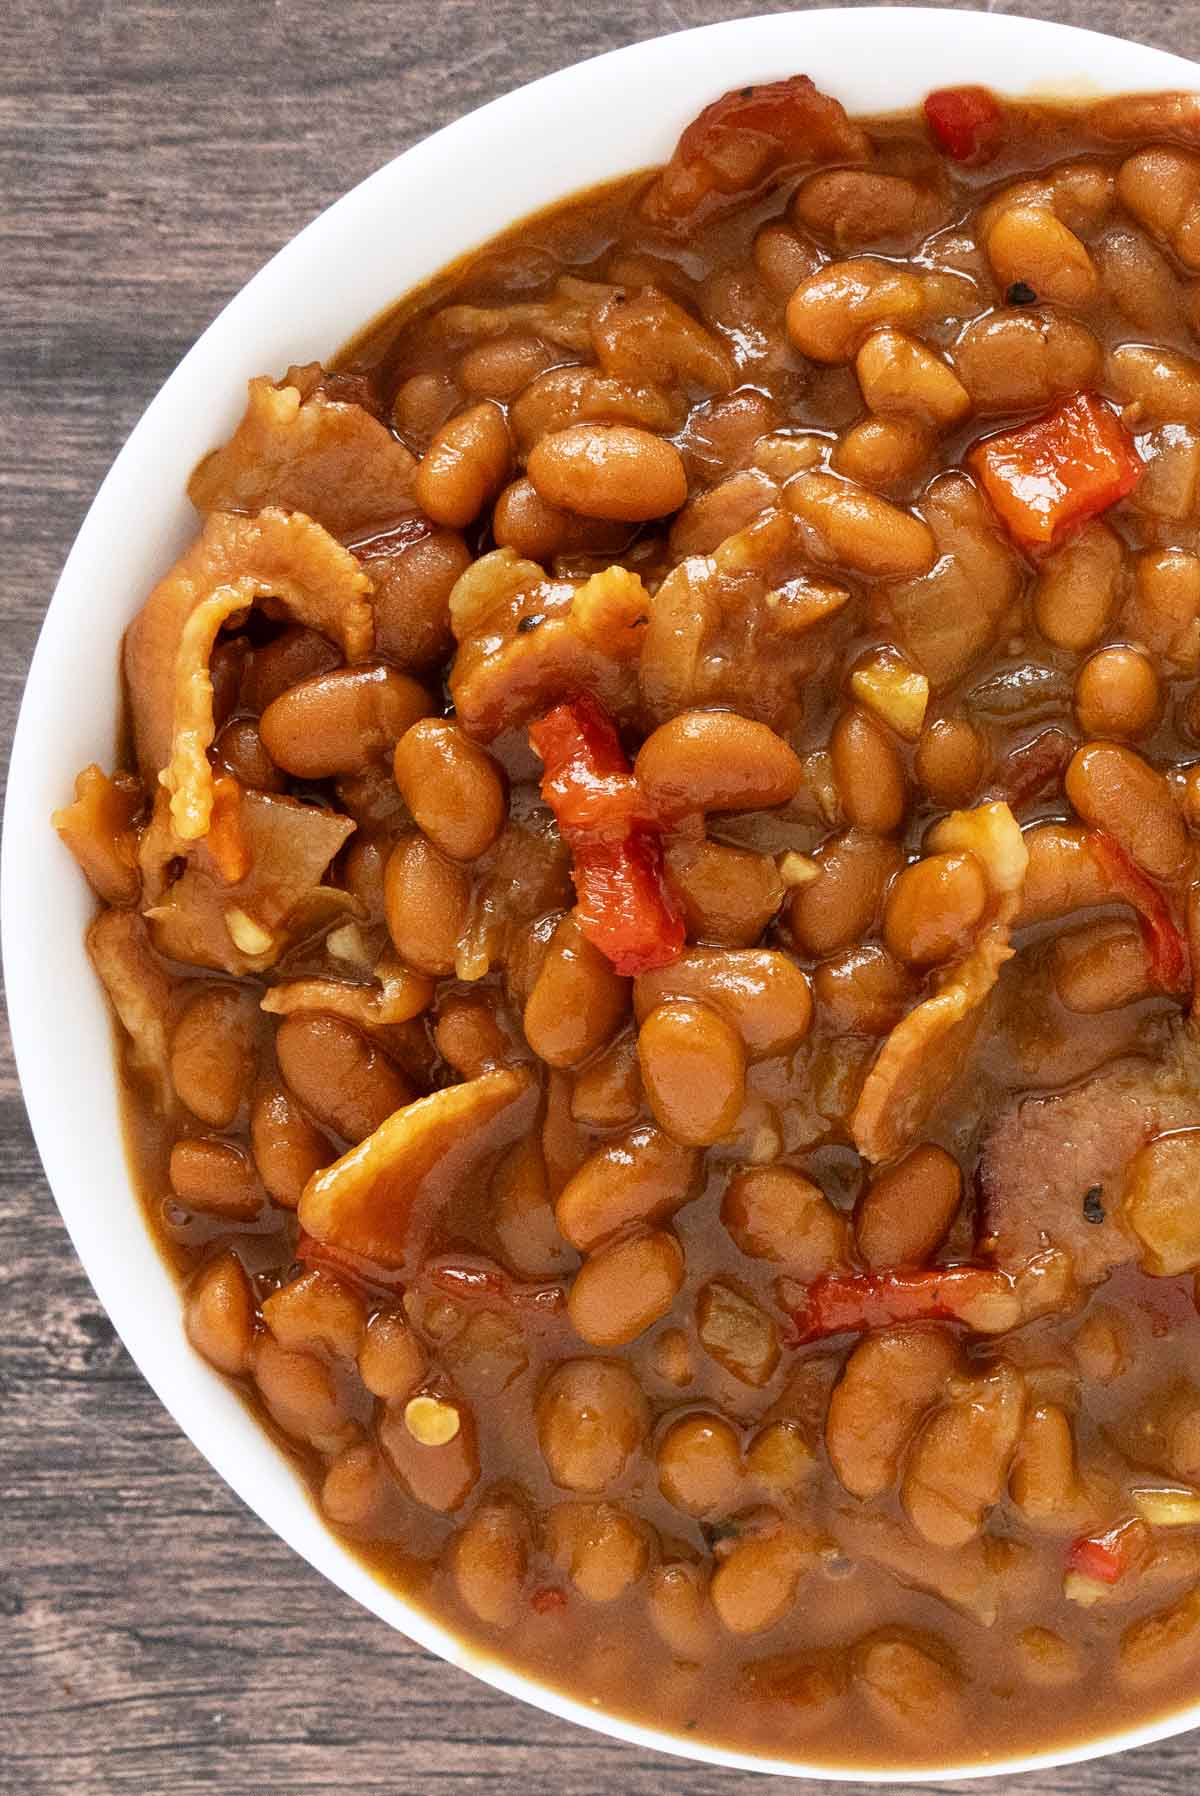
<box><xmin>785</xmin><ymin>472</ymin><xmax>935</xmax><ymax>578</ymax></box>
<box><xmin>695</xmin><ymin>1279</ymin><xmax>779</xmax><ymax>1387</ymax></box>
<box><xmin>393</xmin><ymin>369</ymin><xmax>459</xmax><ymax>444</ymax></box>
<box><xmin>1095</xmin><ymin>226</ymin><xmax>1187</xmax><ymax>332</ymax></box>
<box><xmin>262</xmin><ymin>1267</ymin><xmax>366</xmax><ymax>1360</ymax></box>
<box><xmin>1009</xmin><ymin>1403</ymin><xmax>1088</xmax><ymax>1529</ymax></box>
<box><xmin>656</xmin><ymin>1412</ymin><xmax>743</xmax><ymax>1515</ymax></box>
<box><xmin>903</xmin><ymin>1363</ymin><xmax>1026</xmax><ymax>1547</ymax></box>
<box><xmin>753</xmin><ymin>220</ymin><xmax>823</xmax><ymax>295</ymax></box>
<box><xmin>710</xmin><ymin>1521</ymin><xmax>816</xmax><ymax>1634</ymax></box>
<box><xmin>638</xmin><ymin>998</ymin><xmax>746</xmax><ymax>1147</ymax></box>
<box><xmin>914</xmin><ymin>718</ymin><xmax>987</xmax><ymax>806</ymax></box>
<box><xmin>568</xmin><ymin>1230</ymin><xmax>685</xmax><ymax>1348</ymax></box>
<box><xmin>634</xmin><ymin>947</ymin><xmax>813</xmax><ymax>1059</ymax></box>
<box><xmin>170</xmin><ymin>986</ymin><xmax>257</xmax><ymax>1127</ymax></box>
<box><xmin>1065</xmin><ymin>742</ymin><xmax>1189</xmax><ymax>880</ymax></box>
<box><xmin>668</xmin><ymin>470</ymin><xmax>775</xmax><ymax>557</ymax></box>
<box><xmin>1108</xmin><ymin>343</ymin><xmax>1200</xmax><ymax>424</ymax></box>
<box><xmin>953</xmin><ymin>310</ymin><xmax>1101</xmax><ymax>413</ymax></box>
<box><xmin>1128</xmin><ymin>548</ymin><xmax>1200</xmax><ymax>668</ymax></box>
<box><xmin>555</xmin><ymin>1123</ymin><xmax>698</xmax><ymax>1252</ymax></box>
<box><xmin>459</xmin><ymin>333</ymin><xmax>555</xmax><ymax>398</ymax></box>
<box><xmin>1033</xmin><ymin>521</ymin><xmax>1124</xmax><ymax>652</ymax></box>
<box><xmin>722</xmin><ymin>1165</ymin><xmax>848</xmax><ymax>1276</ymax></box>
<box><xmin>433</xmin><ymin>992</ymin><xmax>509</xmax><ymax>1079</ymax></box>
<box><xmin>1120</xmin><ymin>1584</ymin><xmax>1200</xmax><ymax>1688</ymax></box>
<box><xmin>789</xmin><ymin>830</ymin><xmax>903</xmax><ymax>957</ymax></box>
<box><xmin>449</xmin><ymin>1493</ymin><xmax>531</xmax><ymax>1627</ymax></box>
<box><xmin>1125</xmin><ymin>1130</ymin><xmax>1200</xmax><ymax>1275</ymax></box>
<box><xmin>855</xmin><ymin>328</ymin><xmax>970</xmax><ymax>428</ymax></box>
<box><xmin>275</xmin><ymin>1012</ymin><xmax>414</xmax><ymax>1143</ymax></box>
<box><xmin>528</xmin><ymin>424</ymin><xmax>687</xmax><ymax>521</ymax></box>
<box><xmin>1116</xmin><ymin>147</ymin><xmax>1200</xmax><ymax>270</ymax></box>
<box><xmin>666</xmin><ymin>839</ymin><xmax>784</xmax><ymax>948</ymax></box>
<box><xmin>591</xmin><ymin>288</ymin><xmax>735</xmax><ymax>393</ymax></box>
<box><xmin>854</xmin><ymin>1145</ymin><xmax>963</xmax><ymax>1268</ymax></box>
<box><xmin>383</xmin><ymin>833</ymin><xmax>472</xmax><ymax>977</ymax></box>
<box><xmin>826</xmin><ymin>1327</ymin><xmax>960</xmax><ymax>1500</ymax></box>
<box><xmin>1015</xmin><ymin>1627</ymin><xmax>1083</xmax><ymax>1689</ymax></box>
<box><xmin>358</xmin><ymin>1309</ymin><xmax>426</xmax><ymax>1400</ymax></box>
<box><xmin>546</xmin><ymin>1501</ymin><xmax>649</xmax><ymax>1602</ymax></box>
<box><xmin>392</xmin><ymin>719</ymin><xmax>505</xmax><ymax>862</ymax></box>
<box><xmin>833</xmin><ymin>416</ymin><xmax>932</xmax><ymax>490</ymax></box>
<box><xmin>321</xmin><ymin>1441</ymin><xmax>389</xmax><ymax>1529</ymax></box>
<box><xmin>523</xmin><ymin>913</ymin><xmax>629</xmax><ymax>1070</ymax></box>
<box><xmin>987</xmin><ymin>205</ymin><xmax>1098</xmax><ymax>307</ymax></box>
<box><xmin>169</xmin><ymin>1137</ymin><xmax>262</xmax><ymax>1221</ymax></box>
<box><xmin>1016</xmin><ymin>821</ymin><xmax>1111</xmax><ymax>925</ymax></box>
<box><xmin>856</xmin><ymin>1635</ymin><xmax>962</xmax><ymax>1740</ymax></box>
<box><xmin>786</xmin><ymin>259</ymin><xmax>973</xmax><ymax>364</ymax></box>
<box><xmin>831</xmin><ymin>708</ymin><xmax>907</xmax><ymax>833</ymax></box>
<box><xmin>259</xmin><ymin>666</ymin><xmax>434</xmax><ymax>778</ymax></box>
<box><xmin>635</xmin><ymin>710</ymin><xmax>802</xmax><ymax>821</ymax></box>
<box><xmin>537</xmin><ymin>1358</ymin><xmax>648</xmax><ymax>1492</ymax></box>
<box><xmin>184</xmin><ymin>1249</ymin><xmax>256</xmax><ymax>1375</ymax></box>
<box><xmin>647</xmin><ymin>1562</ymin><xmax>714</xmax><ymax>1658</ymax></box>
<box><xmin>812</xmin><ymin>944</ymin><xmax>913</xmax><ymax>1036</ymax></box>
<box><xmin>254</xmin><ymin>1335</ymin><xmax>358</xmax><ymax>1452</ymax></box>
<box><xmin>492</xmin><ymin>476</ymin><xmax>631</xmax><ymax>562</ymax></box>
<box><xmin>882</xmin><ymin>852</ymin><xmax>988</xmax><ymax>966</ymax></box>
<box><xmin>416</xmin><ymin>400</ymin><xmax>512</xmax><ymax>528</ymax></box>
<box><xmin>250</xmin><ymin>1077</ymin><xmax>333</xmax><ymax>1208</ymax></box>
<box><xmin>1075</xmin><ymin>647</ymin><xmax>1160</xmax><ymax>739</ymax></box>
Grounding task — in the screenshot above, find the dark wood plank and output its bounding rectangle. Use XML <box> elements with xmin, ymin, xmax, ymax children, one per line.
<box><xmin>6</xmin><ymin>2</ymin><xmax>1200</xmax><ymax>1789</ymax></box>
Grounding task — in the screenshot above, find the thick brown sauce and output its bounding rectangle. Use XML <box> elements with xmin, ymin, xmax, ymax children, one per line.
<box><xmin>111</xmin><ymin>92</ymin><xmax>1200</xmax><ymax>1770</ymax></box>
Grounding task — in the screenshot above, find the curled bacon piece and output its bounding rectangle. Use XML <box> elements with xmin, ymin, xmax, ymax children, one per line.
<box><xmin>788</xmin><ymin>1265</ymin><xmax>1020</xmax><ymax>1344</ymax></box>
<box><xmin>420</xmin><ymin>1256</ymin><xmax>567</xmax><ymax>1318</ymax></box>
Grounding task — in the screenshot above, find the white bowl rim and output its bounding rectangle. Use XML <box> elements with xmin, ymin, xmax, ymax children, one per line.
<box><xmin>8</xmin><ymin>6</ymin><xmax>1200</xmax><ymax>1780</ymax></box>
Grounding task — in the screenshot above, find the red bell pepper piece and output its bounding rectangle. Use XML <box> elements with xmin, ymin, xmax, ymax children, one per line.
<box><xmin>1067</xmin><ymin>1518</ymin><xmax>1152</xmax><ymax>1585</ymax></box>
<box><xmin>1087</xmin><ymin>830</ymin><xmax>1190</xmax><ymax>995</ymax></box>
<box><xmin>529</xmin><ymin>695</ymin><xmax>684</xmax><ymax>976</ymax></box>
<box><xmin>788</xmin><ymin>1264</ymin><xmax>1019</xmax><ymax>1344</ymax></box>
<box><xmin>924</xmin><ymin>86</ymin><xmax>1004</xmax><ymax>162</ymax></box>
<box><xmin>969</xmin><ymin>393</ymin><xmax>1141</xmax><ymax>553</ymax></box>
<box><xmin>420</xmin><ymin>1255</ymin><xmax>567</xmax><ymax>1317</ymax></box>
<box><xmin>296</xmin><ymin>1230</ymin><xmax>405</xmax><ymax>1295</ymax></box>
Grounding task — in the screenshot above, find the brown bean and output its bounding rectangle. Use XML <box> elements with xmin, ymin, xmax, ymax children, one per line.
<box><xmin>793</xmin><ymin>169</ymin><xmax>941</xmax><ymax>249</ymax></box>
<box><xmin>986</xmin><ymin>205</ymin><xmax>1098</xmax><ymax>306</ymax></box>
<box><xmin>1074</xmin><ymin>647</ymin><xmax>1160</xmax><ymax>739</ymax></box>
<box><xmin>242</xmin><ymin>626</ymin><xmax>341</xmax><ymax>713</ymax></box>
<box><xmin>695</xmin><ymin>1279</ymin><xmax>780</xmax><ymax>1387</ymax></box>
<box><xmin>710</xmin><ymin>1520</ymin><xmax>816</xmax><ymax>1634</ymax></box>
<box><xmin>903</xmin><ymin>1363</ymin><xmax>1026</xmax><ymax>1547</ymax></box>
<box><xmin>169</xmin><ymin>1137</ymin><xmax>262</xmax><ymax>1221</ymax></box>
<box><xmin>1065</xmin><ymin>742</ymin><xmax>1189</xmax><ymax>879</ymax></box>
<box><xmin>753</xmin><ymin>220</ymin><xmax>823</xmax><ymax>294</ymax></box>
<box><xmin>882</xmin><ymin>851</ymin><xmax>988</xmax><ymax>966</ymax></box>
<box><xmin>812</xmin><ymin>944</ymin><xmax>913</xmax><ymax>1035</ymax></box>
<box><xmin>668</xmin><ymin>469</ymin><xmax>775</xmax><ymax>556</ymax></box>
<box><xmin>854</xmin><ymin>1145</ymin><xmax>962</xmax><ymax>1268</ymax></box>
<box><xmin>786</xmin><ymin>258</ymin><xmax>973</xmax><ymax>364</ymax></box>
<box><xmin>1129</xmin><ymin>548</ymin><xmax>1200</xmax><ymax>668</ymax></box>
<box><xmin>184</xmin><ymin>1249</ymin><xmax>256</xmax><ymax>1375</ymax></box>
<box><xmin>637</xmin><ymin>998</ymin><xmax>746</xmax><ymax>1147</ymax></box>
<box><xmin>262</xmin><ymin>1267</ymin><xmax>366</xmax><ymax>1359</ymax></box>
<box><xmin>459</xmin><ymin>333</ymin><xmax>555</xmax><ymax>398</ymax></box>
<box><xmin>1051</xmin><ymin>919</ymin><xmax>1150</xmax><ymax>1014</ymax></box>
<box><xmin>1033</xmin><ymin>522</ymin><xmax>1124</xmax><ymax>652</ymax></box>
<box><xmin>448</xmin><ymin>1492</ymin><xmax>531</xmax><ymax>1627</ymax></box>
<box><xmin>856</xmin><ymin>1635</ymin><xmax>962</xmax><ymax>1740</ymax></box>
<box><xmin>383</xmin><ymin>833</ymin><xmax>472</xmax><ymax>977</ymax></box>
<box><xmin>528</xmin><ymin>424</ymin><xmax>687</xmax><ymax>521</ymax></box>
<box><xmin>358</xmin><ymin>1309</ymin><xmax>426</xmax><ymax>1400</ymax></box>
<box><xmin>259</xmin><ymin>666</ymin><xmax>433</xmax><ymax>778</ymax></box>
<box><xmin>831</xmin><ymin>708</ymin><xmax>907</xmax><ymax>833</ymax></box>
<box><xmin>567</xmin><ymin>1229</ymin><xmax>685</xmax><ymax>1347</ymax></box>
<box><xmin>537</xmin><ymin>1358</ymin><xmax>648</xmax><ymax>1493</ymax></box>
<box><xmin>789</xmin><ymin>830</ymin><xmax>903</xmax><ymax>957</ymax></box>
<box><xmin>492</xmin><ymin>477</ymin><xmax>630</xmax><ymax>562</ymax></box>
<box><xmin>416</xmin><ymin>400</ymin><xmax>512</xmax><ymax>528</ymax></box>
<box><xmin>212</xmin><ymin>716</ymin><xmax>285</xmax><ymax>792</ymax></box>
<box><xmin>570</xmin><ymin>1031</ymin><xmax>642</xmax><ymax>1127</ymax></box>
<box><xmin>953</xmin><ymin>309</ymin><xmax>1101</xmax><ymax>413</ymax></box>
<box><xmin>1009</xmin><ymin>1403</ymin><xmax>1088</xmax><ymax>1530</ymax></box>
<box><xmin>393</xmin><ymin>369</ymin><xmax>459</xmax><ymax>445</ymax></box>
<box><xmin>170</xmin><ymin>986</ymin><xmax>257</xmax><ymax>1127</ymax></box>
<box><xmin>827</xmin><ymin>1326</ymin><xmax>960</xmax><ymax>1500</ymax></box>
<box><xmin>657</xmin><ymin>1412</ymin><xmax>743</xmax><ymax>1516</ymax></box>
<box><xmin>275</xmin><ymin>1012</ymin><xmax>414</xmax><ymax>1143</ymax></box>
<box><xmin>647</xmin><ymin>1562</ymin><xmax>715</xmax><ymax>1658</ymax></box>
<box><xmin>1015</xmin><ymin>1626</ymin><xmax>1084</xmax><ymax>1688</ymax></box>
<box><xmin>1116</xmin><ymin>147</ymin><xmax>1200</xmax><ymax>270</ymax></box>
<box><xmin>253</xmin><ymin>1335</ymin><xmax>358</xmax><ymax>1451</ymax></box>
<box><xmin>250</xmin><ymin>1077</ymin><xmax>333</xmax><ymax>1208</ymax></box>
<box><xmin>914</xmin><ymin>717</ymin><xmax>987</xmax><ymax>806</ymax></box>
<box><xmin>722</xmin><ymin>1164</ymin><xmax>848</xmax><ymax>1276</ymax></box>
<box><xmin>1120</xmin><ymin>1585</ymin><xmax>1200</xmax><ymax>1689</ymax></box>
<box><xmin>785</xmin><ymin>473</ymin><xmax>935</xmax><ymax>578</ymax></box>
<box><xmin>555</xmin><ymin>1123</ymin><xmax>698</xmax><ymax>1252</ymax></box>
<box><xmin>1016</xmin><ymin>821</ymin><xmax>1111</xmax><ymax>925</ymax></box>
<box><xmin>667</xmin><ymin>839</ymin><xmax>784</xmax><ymax>948</ymax></box>
<box><xmin>634</xmin><ymin>948</ymin><xmax>813</xmax><ymax>1059</ymax></box>
<box><xmin>855</xmin><ymin>328</ymin><xmax>970</xmax><ymax>428</ymax></box>
<box><xmin>635</xmin><ymin>711</ymin><xmax>802</xmax><ymax>822</ymax></box>
<box><xmin>546</xmin><ymin>1501</ymin><xmax>649</xmax><ymax>1602</ymax></box>
<box><xmin>392</xmin><ymin>719</ymin><xmax>505</xmax><ymax>862</ymax></box>
<box><xmin>833</xmin><ymin>416</ymin><xmax>932</xmax><ymax>490</ymax></box>
<box><xmin>523</xmin><ymin>913</ymin><xmax>629</xmax><ymax>1070</ymax></box>
<box><xmin>368</xmin><ymin>527</ymin><xmax>471</xmax><ymax>672</ymax></box>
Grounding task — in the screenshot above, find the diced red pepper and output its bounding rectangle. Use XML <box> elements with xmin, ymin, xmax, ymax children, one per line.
<box><xmin>969</xmin><ymin>393</ymin><xmax>1142</xmax><ymax>553</ymax></box>
<box><xmin>420</xmin><ymin>1255</ymin><xmax>567</xmax><ymax>1317</ymax></box>
<box><xmin>530</xmin><ymin>1585</ymin><xmax>568</xmax><ymax>1614</ymax></box>
<box><xmin>529</xmin><ymin>695</ymin><xmax>684</xmax><ymax>977</ymax></box>
<box><xmin>1067</xmin><ymin>1517</ymin><xmax>1153</xmax><ymax>1585</ymax></box>
<box><xmin>788</xmin><ymin>1264</ymin><xmax>1019</xmax><ymax>1344</ymax></box>
<box><xmin>924</xmin><ymin>86</ymin><xmax>1004</xmax><ymax>162</ymax></box>
<box><xmin>296</xmin><ymin>1231</ymin><xmax>405</xmax><ymax>1295</ymax></box>
<box><xmin>641</xmin><ymin>75</ymin><xmax>870</xmax><ymax>227</ymax></box>
<box><xmin>1087</xmin><ymin>830</ymin><xmax>1190</xmax><ymax>995</ymax></box>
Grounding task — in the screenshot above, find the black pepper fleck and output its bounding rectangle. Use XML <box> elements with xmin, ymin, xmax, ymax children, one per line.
<box><xmin>516</xmin><ymin>613</ymin><xmax>546</xmax><ymax>634</ymax></box>
<box><xmin>1083</xmin><ymin>1185</ymin><xmax>1106</xmax><ymax>1225</ymax></box>
<box><xmin>1007</xmin><ymin>281</ymin><xmax>1038</xmax><ymax>306</ymax></box>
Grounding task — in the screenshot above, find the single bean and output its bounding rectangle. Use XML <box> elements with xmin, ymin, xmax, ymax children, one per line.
<box><xmin>914</xmin><ymin>717</ymin><xmax>987</xmax><ymax>806</ymax></box>
<box><xmin>953</xmin><ymin>309</ymin><xmax>1101</xmax><ymax>413</ymax></box>
<box><xmin>275</xmin><ymin>1012</ymin><xmax>414</xmax><ymax>1143</ymax></box>
<box><xmin>448</xmin><ymin>1493</ymin><xmax>531</xmax><ymax>1627</ymax></box>
<box><xmin>459</xmin><ymin>333</ymin><xmax>554</xmax><ymax>398</ymax></box>
<box><xmin>259</xmin><ymin>666</ymin><xmax>433</xmax><ymax>778</ymax></box>
<box><xmin>262</xmin><ymin>1267</ymin><xmax>366</xmax><ymax>1359</ymax></box>
<box><xmin>813</xmin><ymin>944</ymin><xmax>913</xmax><ymax>1036</ymax></box>
<box><xmin>635</xmin><ymin>710</ymin><xmax>802</xmax><ymax>821</ymax></box>
<box><xmin>393</xmin><ymin>719</ymin><xmax>506</xmax><ymax>862</ymax></box>
<box><xmin>546</xmin><ymin>1501</ymin><xmax>649</xmax><ymax>1602</ymax></box>
<box><xmin>369</xmin><ymin>527</ymin><xmax>471</xmax><ymax>671</ymax></box>
<box><xmin>637</xmin><ymin>998</ymin><xmax>746</xmax><ymax>1147</ymax></box>
<box><xmin>855</xmin><ymin>328</ymin><xmax>971</xmax><ymax>428</ymax></box>
<box><xmin>570</xmin><ymin>1030</ymin><xmax>642</xmax><ymax>1127</ymax></box>
<box><xmin>250</xmin><ymin>1077</ymin><xmax>333</xmax><ymax>1208</ymax></box>
<box><xmin>903</xmin><ymin>1363</ymin><xmax>1026</xmax><ymax>1548</ymax></box>
<box><xmin>856</xmin><ymin>1635</ymin><xmax>963</xmax><ymax>1740</ymax></box>
<box><xmin>785</xmin><ymin>472</ymin><xmax>936</xmax><ymax>578</ymax></box>
<box><xmin>416</xmin><ymin>400</ymin><xmax>512</xmax><ymax>528</ymax></box>
<box><xmin>1051</xmin><ymin>919</ymin><xmax>1150</xmax><ymax>1014</ymax></box>
<box><xmin>555</xmin><ymin>1122</ymin><xmax>698</xmax><ymax>1252</ymax></box>
<box><xmin>882</xmin><ymin>851</ymin><xmax>988</xmax><ymax>966</ymax></box>
<box><xmin>537</xmin><ymin>1358</ymin><xmax>649</xmax><ymax>1492</ymax></box>
<box><xmin>1065</xmin><ymin>742</ymin><xmax>1189</xmax><ymax>880</ymax></box>
<box><xmin>721</xmin><ymin>1164</ymin><xmax>848</xmax><ymax>1276</ymax></box>
<box><xmin>710</xmin><ymin>1520</ymin><xmax>815</xmax><ymax>1634</ymax></box>
<box><xmin>379</xmin><ymin>1391</ymin><xmax>480</xmax><ymax>1511</ymax></box>
<box><xmin>170</xmin><ymin>986</ymin><xmax>257</xmax><ymax>1127</ymax></box>
<box><xmin>169</xmin><ymin>1137</ymin><xmax>262</xmax><ymax>1220</ymax></box>
<box><xmin>656</xmin><ymin>1412</ymin><xmax>743</xmax><ymax>1516</ymax></box>
<box><xmin>666</xmin><ymin>839</ymin><xmax>785</xmax><ymax>948</ymax></box>
<box><xmin>1074</xmin><ymin>647</ymin><xmax>1160</xmax><ymax>739</ymax></box>
<box><xmin>634</xmin><ymin>947</ymin><xmax>813</xmax><ymax>1059</ymax></box>
<box><xmin>567</xmin><ymin>1229</ymin><xmax>685</xmax><ymax>1347</ymax></box>
<box><xmin>524</xmin><ymin>913</ymin><xmax>629</xmax><ymax>1070</ymax></box>
<box><xmin>358</xmin><ymin>1309</ymin><xmax>426</xmax><ymax>1400</ymax></box>
<box><xmin>1009</xmin><ymin>1403</ymin><xmax>1088</xmax><ymax>1530</ymax></box>
<box><xmin>1033</xmin><ymin>521</ymin><xmax>1124</xmax><ymax>652</ymax></box>
<box><xmin>253</xmin><ymin>1334</ymin><xmax>358</xmax><ymax>1451</ymax></box>
<box><xmin>854</xmin><ymin>1145</ymin><xmax>963</xmax><ymax>1268</ymax></box>
<box><xmin>383</xmin><ymin>833</ymin><xmax>472</xmax><ymax>977</ymax></box>
<box><xmin>212</xmin><ymin>716</ymin><xmax>285</xmax><ymax>792</ymax></box>
<box><xmin>833</xmin><ymin>416</ymin><xmax>932</xmax><ymax>490</ymax></box>
<box><xmin>986</xmin><ymin>205</ymin><xmax>1099</xmax><ymax>307</ymax></box>
<box><xmin>528</xmin><ymin>424</ymin><xmax>687</xmax><ymax>521</ymax></box>
<box><xmin>831</xmin><ymin>708</ymin><xmax>907</xmax><ymax>833</ymax></box>
<box><xmin>647</xmin><ymin>1562</ymin><xmax>714</xmax><ymax>1657</ymax></box>
<box><xmin>789</xmin><ymin>829</ymin><xmax>903</xmax><ymax>957</ymax></box>
<box><xmin>184</xmin><ymin>1249</ymin><xmax>256</xmax><ymax>1375</ymax></box>
<box><xmin>241</xmin><ymin>625</ymin><xmax>341</xmax><ymax>713</ymax></box>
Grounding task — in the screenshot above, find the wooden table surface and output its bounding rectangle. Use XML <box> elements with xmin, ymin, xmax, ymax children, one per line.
<box><xmin>6</xmin><ymin>1</ymin><xmax>1200</xmax><ymax>1790</ymax></box>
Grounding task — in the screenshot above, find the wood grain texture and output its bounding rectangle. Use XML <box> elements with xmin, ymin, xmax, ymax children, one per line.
<box><xmin>5</xmin><ymin>2</ymin><xmax>1200</xmax><ymax>1789</ymax></box>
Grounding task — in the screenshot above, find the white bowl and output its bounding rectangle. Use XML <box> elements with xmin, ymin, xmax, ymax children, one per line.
<box><xmin>7</xmin><ymin>7</ymin><xmax>1200</xmax><ymax>1780</ymax></box>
